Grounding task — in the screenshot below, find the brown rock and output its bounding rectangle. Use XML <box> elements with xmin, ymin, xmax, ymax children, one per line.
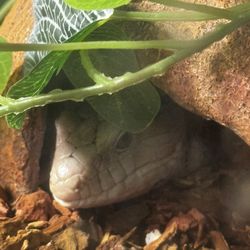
<box><xmin>131</xmin><ymin>0</ymin><xmax>250</xmax><ymax>145</ymax></box>
<box><xmin>0</xmin><ymin>185</ymin><xmax>10</xmax><ymax>217</ymax></box>
<box><xmin>0</xmin><ymin>199</ymin><xmax>10</xmax><ymax>218</ymax></box>
<box><xmin>0</xmin><ymin>0</ymin><xmax>33</xmax><ymax>85</ymax></box>
<box><xmin>0</xmin><ymin>0</ymin><xmax>45</xmax><ymax>198</ymax></box>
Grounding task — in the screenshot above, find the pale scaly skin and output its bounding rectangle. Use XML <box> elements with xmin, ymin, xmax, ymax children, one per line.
<box><xmin>50</xmin><ymin>102</ymin><xmax>208</xmax><ymax>208</ymax></box>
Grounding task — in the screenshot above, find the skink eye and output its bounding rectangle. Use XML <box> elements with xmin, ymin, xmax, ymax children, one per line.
<box><xmin>115</xmin><ymin>132</ymin><xmax>133</xmax><ymax>151</ymax></box>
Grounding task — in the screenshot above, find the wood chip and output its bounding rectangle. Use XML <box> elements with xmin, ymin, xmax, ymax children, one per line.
<box><xmin>209</xmin><ymin>231</ymin><xmax>230</xmax><ymax>250</ymax></box>
<box><xmin>52</xmin><ymin>227</ymin><xmax>89</xmax><ymax>250</ymax></box>
<box><xmin>43</xmin><ymin>215</ymin><xmax>75</xmax><ymax>235</ymax></box>
<box><xmin>0</xmin><ymin>228</ymin><xmax>49</xmax><ymax>250</ymax></box>
<box><xmin>52</xmin><ymin>200</ymin><xmax>72</xmax><ymax>217</ymax></box>
<box><xmin>14</xmin><ymin>190</ymin><xmax>56</xmax><ymax>222</ymax></box>
<box><xmin>144</xmin><ymin>221</ymin><xmax>177</xmax><ymax>250</ymax></box>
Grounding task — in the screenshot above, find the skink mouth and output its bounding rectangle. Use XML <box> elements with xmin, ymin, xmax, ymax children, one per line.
<box><xmin>50</xmin><ymin>156</ymin><xmax>84</xmax><ymax>206</ymax></box>
<box><xmin>49</xmin><ymin>150</ymin><xmax>100</xmax><ymax>208</ymax></box>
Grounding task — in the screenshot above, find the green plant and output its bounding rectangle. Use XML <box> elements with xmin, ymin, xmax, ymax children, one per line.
<box><xmin>0</xmin><ymin>0</ymin><xmax>249</xmax><ymax>130</ymax></box>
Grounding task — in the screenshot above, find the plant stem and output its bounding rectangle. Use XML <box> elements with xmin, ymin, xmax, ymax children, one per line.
<box><xmin>80</xmin><ymin>51</ymin><xmax>112</xmax><ymax>85</ymax></box>
<box><xmin>0</xmin><ymin>0</ymin><xmax>15</xmax><ymax>23</ymax></box>
<box><xmin>149</xmin><ymin>0</ymin><xmax>237</xmax><ymax>20</ymax></box>
<box><xmin>0</xmin><ymin>96</ymin><xmax>13</xmax><ymax>105</ymax></box>
<box><xmin>112</xmin><ymin>10</ymin><xmax>220</xmax><ymax>22</ymax></box>
<box><xmin>0</xmin><ymin>39</ymin><xmax>195</xmax><ymax>52</ymax></box>
<box><xmin>0</xmin><ymin>12</ymin><xmax>249</xmax><ymax>117</ymax></box>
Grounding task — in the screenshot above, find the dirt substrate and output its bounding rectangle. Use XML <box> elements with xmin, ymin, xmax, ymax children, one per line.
<box><xmin>0</xmin><ymin>132</ymin><xmax>250</xmax><ymax>250</ymax></box>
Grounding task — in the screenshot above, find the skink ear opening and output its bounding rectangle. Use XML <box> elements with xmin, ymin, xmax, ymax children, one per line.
<box><xmin>115</xmin><ymin>132</ymin><xmax>133</xmax><ymax>152</ymax></box>
<box><xmin>96</xmin><ymin>121</ymin><xmax>121</xmax><ymax>154</ymax></box>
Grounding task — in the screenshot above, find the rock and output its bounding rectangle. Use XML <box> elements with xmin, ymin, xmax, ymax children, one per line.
<box><xmin>0</xmin><ymin>0</ymin><xmax>46</xmax><ymax>198</ymax></box>
<box><xmin>0</xmin><ymin>185</ymin><xmax>10</xmax><ymax>217</ymax></box>
<box><xmin>130</xmin><ymin>0</ymin><xmax>250</xmax><ymax>145</ymax></box>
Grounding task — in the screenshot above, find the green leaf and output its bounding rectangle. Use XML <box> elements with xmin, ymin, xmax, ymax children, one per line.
<box><xmin>6</xmin><ymin>22</ymin><xmax>105</xmax><ymax>129</ymax></box>
<box><xmin>0</xmin><ymin>36</ymin><xmax>12</xmax><ymax>94</ymax></box>
<box><xmin>88</xmin><ymin>84</ymin><xmax>161</xmax><ymax>132</ymax></box>
<box><xmin>7</xmin><ymin>23</ymin><xmax>102</xmax><ymax>99</ymax></box>
<box><xmin>6</xmin><ymin>113</ymin><xmax>25</xmax><ymax>130</ymax></box>
<box><xmin>6</xmin><ymin>0</ymin><xmax>112</xmax><ymax>129</ymax></box>
<box><xmin>24</xmin><ymin>0</ymin><xmax>113</xmax><ymax>73</ymax></box>
<box><xmin>64</xmin><ymin>24</ymin><xmax>161</xmax><ymax>132</ymax></box>
<box><xmin>64</xmin><ymin>0</ymin><xmax>131</xmax><ymax>10</ymax></box>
